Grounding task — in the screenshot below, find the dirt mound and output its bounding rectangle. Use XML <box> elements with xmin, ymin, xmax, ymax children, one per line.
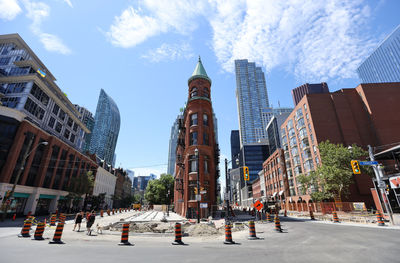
<box><xmin>185</xmin><ymin>223</ymin><xmax>221</xmax><ymax>236</ymax></box>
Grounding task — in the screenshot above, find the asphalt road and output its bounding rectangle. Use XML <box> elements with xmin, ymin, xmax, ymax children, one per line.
<box><xmin>1</xmin><ymin>217</ymin><xmax>398</xmax><ymax>263</ymax></box>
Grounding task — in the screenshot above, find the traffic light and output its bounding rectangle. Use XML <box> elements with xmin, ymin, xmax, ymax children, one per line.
<box><xmin>243</xmin><ymin>166</ymin><xmax>249</xmax><ymax>181</ymax></box>
<box><xmin>194</xmin><ymin>187</ymin><xmax>198</xmax><ymax>195</ymax></box>
<box><xmin>351</xmin><ymin>160</ymin><xmax>361</xmax><ymax>174</ymax></box>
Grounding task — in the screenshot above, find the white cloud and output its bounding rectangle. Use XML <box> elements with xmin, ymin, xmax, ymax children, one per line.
<box><xmin>106</xmin><ymin>0</ymin><xmax>207</xmax><ymax>48</ymax></box>
<box><xmin>127</xmin><ymin>166</ymin><xmax>167</xmax><ymax>178</ymax></box>
<box><xmin>142</xmin><ymin>42</ymin><xmax>194</xmax><ymax>62</ymax></box>
<box><xmin>0</xmin><ymin>0</ymin><xmax>22</xmax><ymax>21</ymax></box>
<box><xmin>23</xmin><ymin>0</ymin><xmax>71</xmax><ymax>54</ymax></box>
<box><xmin>63</xmin><ymin>0</ymin><xmax>72</xmax><ymax>8</ymax></box>
<box><xmin>106</xmin><ymin>0</ymin><xmax>377</xmax><ymax>81</ymax></box>
<box><xmin>38</xmin><ymin>33</ymin><xmax>71</xmax><ymax>55</ymax></box>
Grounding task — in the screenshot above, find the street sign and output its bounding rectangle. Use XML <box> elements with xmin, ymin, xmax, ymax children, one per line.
<box><xmin>254</xmin><ymin>200</ymin><xmax>263</xmax><ymax>211</ymax></box>
<box><xmin>224</xmin><ymin>193</ymin><xmax>229</xmax><ymax>200</ymax></box>
<box><xmin>195</xmin><ymin>195</ymin><xmax>201</xmax><ymax>201</ymax></box>
<box><xmin>359</xmin><ymin>161</ymin><xmax>378</xmax><ymax>166</ymax></box>
<box><xmin>200</xmin><ymin>203</ymin><xmax>208</xmax><ymax>208</ymax></box>
<box><xmin>389</xmin><ymin>176</ymin><xmax>400</xmax><ymax>189</ymax></box>
<box><xmin>378</xmin><ymin>181</ymin><xmax>386</xmax><ymax>189</ymax></box>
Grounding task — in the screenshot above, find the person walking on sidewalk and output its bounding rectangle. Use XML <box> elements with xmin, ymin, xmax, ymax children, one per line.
<box><xmin>86</xmin><ymin>210</ymin><xmax>96</xmax><ymax>235</ymax></box>
<box><xmin>73</xmin><ymin>211</ymin><xmax>83</xmax><ymax>232</ymax></box>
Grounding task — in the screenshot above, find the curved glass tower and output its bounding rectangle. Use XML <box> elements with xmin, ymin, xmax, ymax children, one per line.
<box><xmin>89</xmin><ymin>89</ymin><xmax>120</xmax><ymax>165</ymax></box>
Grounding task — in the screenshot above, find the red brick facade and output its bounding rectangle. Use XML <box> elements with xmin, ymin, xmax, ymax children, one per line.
<box><xmin>281</xmin><ymin>83</ymin><xmax>400</xmax><ymax>210</ymax></box>
<box><xmin>173</xmin><ymin>64</ymin><xmax>219</xmax><ymax>219</ymax></box>
<box><xmin>263</xmin><ymin>149</ymin><xmax>289</xmax><ymax>202</ymax></box>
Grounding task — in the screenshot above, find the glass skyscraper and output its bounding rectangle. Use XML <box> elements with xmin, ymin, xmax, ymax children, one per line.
<box><xmin>89</xmin><ymin>89</ymin><xmax>120</xmax><ymax>165</ymax></box>
<box><xmin>167</xmin><ymin>113</ymin><xmax>183</xmax><ymax>175</ymax></box>
<box><xmin>235</xmin><ymin>59</ymin><xmax>270</xmax><ymax>146</ymax></box>
<box><xmin>357</xmin><ymin>25</ymin><xmax>400</xmax><ymax>83</ymax></box>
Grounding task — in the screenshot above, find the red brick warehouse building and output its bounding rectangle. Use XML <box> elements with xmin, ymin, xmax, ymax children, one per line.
<box><xmin>174</xmin><ymin>58</ymin><xmax>220</xmax><ymax>219</ymax></box>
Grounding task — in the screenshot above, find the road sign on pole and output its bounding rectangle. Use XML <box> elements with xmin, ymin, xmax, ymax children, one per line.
<box><xmin>254</xmin><ymin>200</ymin><xmax>263</xmax><ymax>211</ymax></box>
<box><xmin>359</xmin><ymin>161</ymin><xmax>378</xmax><ymax>166</ymax></box>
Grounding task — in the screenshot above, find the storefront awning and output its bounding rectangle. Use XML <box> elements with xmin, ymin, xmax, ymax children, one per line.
<box><xmin>272</xmin><ymin>192</ymin><xmax>277</xmax><ymax>197</ymax></box>
<box><xmin>39</xmin><ymin>194</ymin><xmax>56</xmax><ymax>199</ymax></box>
<box><xmin>12</xmin><ymin>192</ymin><xmax>30</xmax><ymax>198</ymax></box>
<box><xmin>58</xmin><ymin>196</ymin><xmax>67</xmax><ymax>200</ymax></box>
<box><xmin>279</xmin><ymin>190</ymin><xmax>284</xmax><ymax>196</ymax></box>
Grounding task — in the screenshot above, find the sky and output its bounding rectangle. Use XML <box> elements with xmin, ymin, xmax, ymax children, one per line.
<box><xmin>1</xmin><ymin>0</ymin><xmax>400</xmax><ymax>183</ymax></box>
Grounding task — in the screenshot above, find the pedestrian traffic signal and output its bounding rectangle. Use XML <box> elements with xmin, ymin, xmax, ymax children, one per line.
<box><xmin>194</xmin><ymin>187</ymin><xmax>198</xmax><ymax>195</ymax></box>
<box><xmin>243</xmin><ymin>166</ymin><xmax>249</xmax><ymax>181</ymax></box>
<box><xmin>351</xmin><ymin>160</ymin><xmax>361</xmax><ymax>174</ymax></box>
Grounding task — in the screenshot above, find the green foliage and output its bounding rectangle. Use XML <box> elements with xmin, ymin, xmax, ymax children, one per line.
<box><xmin>68</xmin><ymin>170</ymin><xmax>95</xmax><ymax>197</ymax></box>
<box><xmin>144</xmin><ymin>174</ymin><xmax>174</xmax><ymax>205</ymax></box>
<box><xmin>298</xmin><ymin>141</ymin><xmax>371</xmax><ymax>201</ymax></box>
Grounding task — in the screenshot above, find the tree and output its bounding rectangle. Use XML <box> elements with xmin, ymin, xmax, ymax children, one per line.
<box><xmin>144</xmin><ymin>174</ymin><xmax>174</xmax><ymax>204</ymax></box>
<box><xmin>297</xmin><ymin>141</ymin><xmax>371</xmax><ymax>202</ymax></box>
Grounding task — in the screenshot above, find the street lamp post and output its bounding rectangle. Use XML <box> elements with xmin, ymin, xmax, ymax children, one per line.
<box><xmin>224</xmin><ymin>158</ymin><xmax>230</xmax><ymax>223</ymax></box>
<box><xmin>195</xmin><ymin>148</ymin><xmax>200</xmax><ymax>223</ymax></box>
<box><xmin>1</xmin><ymin>135</ymin><xmax>48</xmax><ymax>221</ymax></box>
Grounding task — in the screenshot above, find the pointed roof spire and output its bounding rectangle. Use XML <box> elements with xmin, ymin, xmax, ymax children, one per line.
<box><xmin>188</xmin><ymin>56</ymin><xmax>212</xmax><ymax>85</ymax></box>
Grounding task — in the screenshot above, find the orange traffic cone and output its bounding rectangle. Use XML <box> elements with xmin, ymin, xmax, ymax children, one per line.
<box><xmin>376</xmin><ymin>211</ymin><xmax>385</xmax><ymax>226</ymax></box>
<box><xmin>309</xmin><ymin>208</ymin><xmax>315</xmax><ymax>220</ymax></box>
<box><xmin>172</xmin><ymin>223</ymin><xmax>185</xmax><ymax>245</ymax></box>
<box><xmin>33</xmin><ymin>222</ymin><xmax>45</xmax><ymax>240</ymax></box>
<box><xmin>248</xmin><ymin>220</ymin><xmax>259</xmax><ymax>240</ymax></box>
<box><xmin>223</xmin><ymin>224</ymin><xmax>235</xmax><ymax>244</ymax></box>
<box><xmin>18</xmin><ymin>216</ymin><xmax>33</xmax><ymax>238</ymax></box>
<box><xmin>118</xmin><ymin>223</ymin><xmax>133</xmax><ymax>246</ymax></box>
<box><xmin>332</xmin><ymin>211</ymin><xmax>340</xmax><ymax>223</ymax></box>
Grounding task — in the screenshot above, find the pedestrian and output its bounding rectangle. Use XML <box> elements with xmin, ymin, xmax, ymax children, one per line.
<box><xmin>73</xmin><ymin>211</ymin><xmax>83</xmax><ymax>232</ymax></box>
<box><xmin>86</xmin><ymin>210</ymin><xmax>96</xmax><ymax>235</ymax></box>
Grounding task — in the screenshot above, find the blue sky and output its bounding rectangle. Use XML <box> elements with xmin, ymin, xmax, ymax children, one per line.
<box><xmin>1</xmin><ymin>0</ymin><xmax>399</xmax><ymax>181</ymax></box>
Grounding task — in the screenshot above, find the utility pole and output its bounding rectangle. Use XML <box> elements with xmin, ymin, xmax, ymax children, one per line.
<box><xmin>368</xmin><ymin>145</ymin><xmax>394</xmax><ymax>225</ymax></box>
<box><xmin>225</xmin><ymin>158</ymin><xmax>230</xmax><ymax>223</ymax></box>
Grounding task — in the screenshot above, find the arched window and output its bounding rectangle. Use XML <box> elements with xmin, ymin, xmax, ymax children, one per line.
<box><xmin>190</xmin><ymin>113</ymin><xmax>198</xmax><ymax>126</ymax></box>
<box><xmin>203</xmin><ymin>113</ymin><xmax>208</xmax><ymax>126</ymax></box>
<box><xmin>203</xmin><ymin>87</ymin><xmax>209</xmax><ymax>98</ymax></box>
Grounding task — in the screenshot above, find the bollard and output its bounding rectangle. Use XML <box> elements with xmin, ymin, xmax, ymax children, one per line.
<box><xmin>12</xmin><ymin>213</ymin><xmax>16</xmax><ymax>221</ymax></box>
<box><xmin>107</xmin><ymin>209</ymin><xmax>110</xmax><ymax>216</ymax></box>
<box><xmin>274</xmin><ymin>214</ymin><xmax>282</xmax><ymax>232</ymax></box>
<box><xmin>119</xmin><ymin>208</ymin><xmax>122</xmax><ymax>213</ymax></box>
<box><xmin>50</xmin><ymin>214</ymin><xmax>56</xmax><ymax>226</ymax></box>
<box><xmin>18</xmin><ymin>217</ymin><xmax>33</xmax><ymax>238</ymax></box>
<box><xmin>376</xmin><ymin>211</ymin><xmax>385</xmax><ymax>226</ymax></box>
<box><xmin>248</xmin><ymin>220</ymin><xmax>259</xmax><ymax>240</ymax></box>
<box><xmin>309</xmin><ymin>208</ymin><xmax>315</xmax><ymax>220</ymax></box>
<box><xmin>112</xmin><ymin>209</ymin><xmax>115</xmax><ymax>215</ymax></box>
<box><xmin>284</xmin><ymin>209</ymin><xmax>287</xmax><ymax>217</ymax></box>
<box><xmin>118</xmin><ymin>223</ymin><xmax>133</xmax><ymax>246</ymax></box>
<box><xmin>33</xmin><ymin>222</ymin><xmax>45</xmax><ymax>240</ymax></box>
<box><xmin>49</xmin><ymin>222</ymin><xmax>65</xmax><ymax>244</ymax></box>
<box><xmin>172</xmin><ymin>223</ymin><xmax>185</xmax><ymax>245</ymax></box>
<box><xmin>223</xmin><ymin>224</ymin><xmax>235</xmax><ymax>244</ymax></box>
<box><xmin>100</xmin><ymin>210</ymin><xmax>104</xmax><ymax>217</ymax></box>
<box><xmin>332</xmin><ymin>211</ymin><xmax>340</xmax><ymax>223</ymax></box>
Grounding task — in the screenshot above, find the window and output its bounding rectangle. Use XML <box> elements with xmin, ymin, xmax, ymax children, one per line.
<box><xmin>204</xmin><ymin>159</ymin><xmax>209</xmax><ymax>173</ymax></box>
<box><xmin>190</xmin><ymin>132</ymin><xmax>198</xmax><ymax>145</ymax></box>
<box><xmin>190</xmin><ymin>87</ymin><xmax>198</xmax><ymax>98</ymax></box>
<box><xmin>52</xmin><ymin>104</ymin><xmax>59</xmax><ymax>115</ymax></box>
<box><xmin>67</xmin><ymin>117</ymin><xmax>73</xmax><ymax>127</ymax></box>
<box><xmin>4</xmin><ymin>82</ymin><xmax>27</xmax><ymax>94</ymax></box>
<box><xmin>190</xmin><ymin>113</ymin><xmax>198</xmax><ymax>126</ymax></box>
<box><xmin>70</xmin><ymin>134</ymin><xmax>76</xmax><ymax>143</ymax></box>
<box><xmin>0</xmin><ymin>57</ymin><xmax>10</xmax><ymax>65</ymax></box>
<box><xmin>203</xmin><ymin>87</ymin><xmax>209</xmax><ymax>98</ymax></box>
<box><xmin>30</xmin><ymin>84</ymin><xmax>49</xmax><ymax>106</ymax></box>
<box><xmin>64</xmin><ymin>129</ymin><xmax>70</xmax><ymax>139</ymax></box>
<box><xmin>48</xmin><ymin>117</ymin><xmax>55</xmax><ymax>128</ymax></box>
<box><xmin>189</xmin><ymin>156</ymin><xmax>197</xmax><ymax>173</ymax></box>
<box><xmin>203</xmin><ymin>132</ymin><xmax>209</xmax><ymax>145</ymax></box>
<box><xmin>55</xmin><ymin>122</ymin><xmax>62</xmax><ymax>133</ymax></box>
<box><xmin>58</xmin><ymin>109</ymin><xmax>66</xmax><ymax>121</ymax></box>
<box><xmin>203</xmin><ymin>114</ymin><xmax>208</xmax><ymax>126</ymax></box>
<box><xmin>304</xmin><ymin>104</ymin><xmax>307</xmax><ymax>111</ymax></box>
<box><xmin>1</xmin><ymin>97</ymin><xmax>20</xmax><ymax>108</ymax></box>
<box><xmin>24</xmin><ymin>98</ymin><xmax>44</xmax><ymax>120</ymax></box>
<box><xmin>73</xmin><ymin>123</ymin><xmax>78</xmax><ymax>132</ymax></box>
